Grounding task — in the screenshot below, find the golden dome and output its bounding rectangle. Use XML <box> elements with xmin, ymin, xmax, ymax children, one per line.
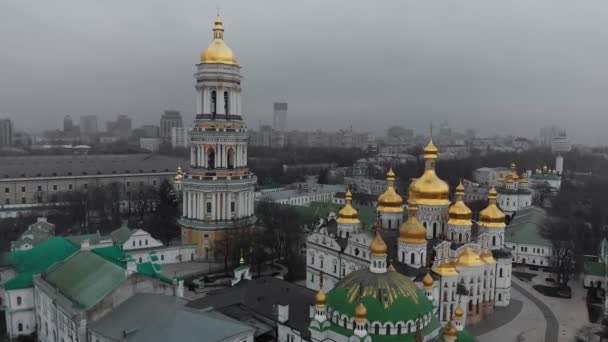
<box><xmin>174</xmin><ymin>166</ymin><xmax>183</xmax><ymax>182</ymax></box>
<box><xmin>479</xmin><ymin>187</ymin><xmax>506</xmax><ymax>229</ymax></box>
<box><xmin>409</xmin><ymin>140</ymin><xmax>450</xmax><ymax>206</ymax></box>
<box><xmin>443</xmin><ymin>321</ymin><xmax>458</xmax><ymax>339</ymax></box>
<box><xmin>377</xmin><ymin>168</ymin><xmax>404</xmax><ymax>213</ymax></box>
<box><xmin>432</xmin><ymin>262</ymin><xmax>459</xmax><ymax>277</ymax></box>
<box><xmin>200</xmin><ymin>17</ymin><xmax>237</xmax><ymax>65</ymax></box>
<box><xmin>448</xmin><ymin>181</ymin><xmax>472</xmax><ymax>226</ymax></box>
<box><xmin>399</xmin><ymin>200</ymin><xmax>427</xmax><ymax>244</ymax></box>
<box><xmin>355</xmin><ymin>303</ymin><xmax>368</xmax><ymax>321</ymax></box>
<box><xmin>337</xmin><ymin>190</ymin><xmax>360</xmax><ymax>224</ymax></box>
<box><xmin>480</xmin><ymin>249</ymin><xmax>496</xmax><ymax>264</ymax></box>
<box><xmin>423</xmin><ymin>139</ymin><xmax>438</xmax><ymax>160</ymax></box>
<box><xmin>456</xmin><ymin>247</ymin><xmax>484</xmax><ymax>267</ymax></box>
<box><xmin>315</xmin><ymin>289</ymin><xmax>327</xmax><ymax>307</ymax></box>
<box><xmin>422</xmin><ymin>272</ymin><xmax>434</xmax><ymax>288</ymax></box>
<box><xmin>370</xmin><ymin>230</ymin><xmax>388</xmax><ymax>256</ymax></box>
<box><xmin>454</xmin><ymin>304</ymin><xmax>464</xmax><ymax>318</ymax></box>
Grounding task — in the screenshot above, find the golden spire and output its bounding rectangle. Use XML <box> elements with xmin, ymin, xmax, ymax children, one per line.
<box><xmin>399</xmin><ymin>199</ymin><xmax>427</xmax><ymax>244</ymax></box>
<box><xmin>316</xmin><ymin>274</ymin><xmax>326</xmax><ymax>308</ymax></box>
<box><xmin>422</xmin><ymin>272</ymin><xmax>434</xmax><ymax>288</ymax></box>
<box><xmin>239</xmin><ymin>248</ymin><xmax>244</xmax><ymax>264</ymax></box>
<box><xmin>408</xmin><ymin>139</ymin><xmax>450</xmax><ymax>206</ymax></box>
<box><xmin>377</xmin><ymin>168</ymin><xmax>403</xmax><ymax>212</ymax></box>
<box><xmin>448</xmin><ymin>180</ymin><xmax>472</xmax><ymax>226</ymax></box>
<box><xmin>200</xmin><ymin>16</ymin><xmax>237</xmax><ymax>64</ymax></box>
<box><xmin>355</xmin><ymin>303</ymin><xmax>368</xmax><ymax>321</ymax></box>
<box><xmin>337</xmin><ymin>189</ymin><xmax>360</xmax><ymax>224</ymax></box>
<box><xmin>479</xmin><ymin>187</ymin><xmax>506</xmax><ymax>229</ymax></box>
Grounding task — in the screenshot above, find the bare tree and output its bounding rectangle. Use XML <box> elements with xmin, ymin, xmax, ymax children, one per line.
<box><xmin>544</xmin><ymin>218</ymin><xmax>576</xmax><ymax>287</ymax></box>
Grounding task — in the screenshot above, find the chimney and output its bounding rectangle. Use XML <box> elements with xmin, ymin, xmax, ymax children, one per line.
<box><xmin>80</xmin><ymin>239</ymin><xmax>91</xmax><ymax>251</ymax></box>
<box><xmin>277</xmin><ymin>304</ymin><xmax>289</xmax><ymax>323</ymax></box>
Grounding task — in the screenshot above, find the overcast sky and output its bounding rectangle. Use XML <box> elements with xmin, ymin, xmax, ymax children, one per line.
<box><xmin>1</xmin><ymin>0</ymin><xmax>607</xmax><ymax>144</ymax></box>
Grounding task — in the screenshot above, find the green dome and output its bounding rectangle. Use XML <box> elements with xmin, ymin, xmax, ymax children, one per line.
<box><xmin>326</xmin><ymin>268</ymin><xmax>433</xmax><ymax>323</ymax></box>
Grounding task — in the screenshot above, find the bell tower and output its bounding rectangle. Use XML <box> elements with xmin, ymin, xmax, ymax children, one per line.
<box><xmin>180</xmin><ymin>16</ymin><xmax>257</xmax><ymax>259</ymax></box>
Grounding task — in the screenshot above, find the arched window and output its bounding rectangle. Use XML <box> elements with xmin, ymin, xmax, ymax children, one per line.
<box><xmin>451</xmin><ymin>231</ymin><xmax>455</xmax><ymax>240</ymax></box>
<box><xmin>211</xmin><ymin>90</ymin><xmax>217</xmax><ymax>115</ymax></box>
<box><xmin>498</xmin><ymin>293</ymin><xmax>502</xmax><ymax>301</ymax></box>
<box><xmin>388</xmin><ymin>220</ymin><xmax>392</xmax><ymax>229</ymax></box>
<box><xmin>499</xmin><ymin>268</ymin><xmax>503</xmax><ymax>277</ymax></box>
<box><xmin>423</xmin><ymin>222</ymin><xmax>427</xmax><ymax>228</ymax></box>
<box><xmin>207</xmin><ymin>148</ymin><xmax>216</xmax><ymax>169</ymax></box>
<box><xmin>397</xmin><ymin>324</ymin><xmax>402</xmax><ymax>334</ymax></box>
<box><xmin>16</xmin><ymin>296</ymin><xmax>22</xmax><ymax>306</ymax></box>
<box><xmin>346</xmin><ymin>232</ymin><xmax>350</xmax><ymax>238</ymax></box>
<box><xmin>227</xmin><ymin>148</ymin><xmax>235</xmax><ymax>169</ymax></box>
<box><xmin>374</xmin><ymin>324</ymin><xmax>380</xmax><ymax>334</ymax></box>
<box><xmin>410</xmin><ymin>253</ymin><xmax>415</xmax><ymax>265</ymax></box>
<box><xmin>433</xmin><ymin>222</ymin><xmax>437</xmax><ymax>238</ymax></box>
<box><xmin>343</xmin><ymin>318</ymin><xmax>347</xmax><ymax>327</ymax></box>
<box><xmin>224</xmin><ymin>91</ymin><xmax>229</xmax><ymax>115</ymax></box>
<box><xmin>492</xmin><ymin>236</ymin><xmax>496</xmax><ymax>246</ymax></box>
<box><xmin>459</xmin><ymin>233</ymin><xmax>462</xmax><ymax>242</ymax></box>
<box><xmin>18</xmin><ymin>323</ymin><xmax>23</xmax><ymax>332</ymax></box>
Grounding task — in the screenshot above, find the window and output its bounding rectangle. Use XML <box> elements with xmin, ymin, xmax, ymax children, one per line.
<box><xmin>21</xmin><ymin>186</ymin><xmax>25</xmax><ymax>192</ymax></box>
<box><xmin>18</xmin><ymin>323</ymin><xmax>23</xmax><ymax>332</ymax></box>
<box><xmin>16</xmin><ymin>296</ymin><xmax>22</xmax><ymax>305</ymax></box>
<box><xmin>145</xmin><ymin>239</ymin><xmax>148</xmax><ymax>246</ymax></box>
<box><xmin>153</xmin><ymin>180</ymin><xmax>157</xmax><ymax>186</ymax></box>
<box><xmin>206</xmin><ymin>202</ymin><xmax>212</xmax><ymax>213</ymax></box>
<box><xmin>126</xmin><ymin>182</ymin><xmax>130</xmax><ymax>187</ymax></box>
<box><xmin>224</xmin><ymin>91</ymin><xmax>229</xmax><ymax>114</ymax></box>
<box><xmin>53</xmin><ymin>185</ymin><xmax>57</xmax><ymax>191</ymax></box>
<box><xmin>37</xmin><ymin>186</ymin><xmax>42</xmax><ymax>191</ymax></box>
<box><xmin>68</xmin><ymin>184</ymin><xmax>73</xmax><ymax>190</ymax></box>
<box><xmin>21</xmin><ymin>197</ymin><xmax>26</xmax><ymax>204</ymax></box>
<box><xmin>133</xmin><ymin>241</ymin><xmax>136</xmax><ymax>247</ymax></box>
<box><xmin>161</xmin><ymin>254</ymin><xmax>164</xmax><ymax>261</ymax></box>
<box><xmin>4</xmin><ymin>188</ymin><xmax>8</xmax><ymax>193</ymax></box>
<box><xmin>231</xmin><ymin>202</ymin><xmax>235</xmax><ymax>212</ymax></box>
<box><xmin>499</xmin><ymin>268</ymin><xmax>503</xmax><ymax>277</ymax></box>
<box><xmin>138</xmin><ymin>257</ymin><xmax>142</xmax><ymax>263</ymax></box>
<box><xmin>139</xmin><ymin>240</ymin><xmax>142</xmax><ymax>246</ymax></box>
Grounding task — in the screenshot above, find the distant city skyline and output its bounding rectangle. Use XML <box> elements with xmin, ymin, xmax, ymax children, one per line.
<box><xmin>2</xmin><ymin>0</ymin><xmax>608</xmax><ymax>145</ymax></box>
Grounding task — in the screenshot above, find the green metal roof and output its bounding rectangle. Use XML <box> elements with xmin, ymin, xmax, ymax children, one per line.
<box><xmin>584</xmin><ymin>261</ymin><xmax>606</xmax><ymax>277</ymax></box>
<box><xmin>505</xmin><ymin>206</ymin><xmax>552</xmax><ymax>247</ymax></box>
<box><xmin>110</xmin><ymin>226</ymin><xmax>134</xmax><ymax>245</ymax></box>
<box><xmin>323</xmin><ymin>315</ymin><xmax>441</xmax><ymax>341</ymax></box>
<box><xmin>1</xmin><ymin>237</ymin><xmax>79</xmax><ymax>290</ymax></box>
<box><xmin>43</xmin><ymin>251</ymin><xmax>127</xmax><ymax>310</ymax></box>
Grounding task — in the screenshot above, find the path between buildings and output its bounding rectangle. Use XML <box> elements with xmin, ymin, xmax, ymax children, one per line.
<box><xmin>512</xmin><ymin>280</ymin><xmax>559</xmax><ymax>342</ymax></box>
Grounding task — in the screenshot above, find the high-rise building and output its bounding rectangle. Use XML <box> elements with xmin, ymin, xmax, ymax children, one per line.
<box><xmin>272</xmin><ymin>102</ymin><xmax>287</xmax><ymax>132</ymax></box>
<box><xmin>179</xmin><ymin>17</ymin><xmax>256</xmax><ymax>260</ymax></box>
<box><xmin>63</xmin><ymin>115</ymin><xmax>75</xmax><ymax>133</ymax></box>
<box><xmin>160</xmin><ymin>110</ymin><xmax>183</xmax><ymax>141</ymax></box>
<box><xmin>0</xmin><ymin>118</ymin><xmax>13</xmax><ymax>146</ymax></box>
<box><xmin>171</xmin><ymin>127</ymin><xmax>191</xmax><ymax>148</ymax></box>
<box><xmin>106</xmin><ymin>115</ymin><xmax>132</xmax><ymax>139</ymax></box>
<box><xmin>79</xmin><ymin>115</ymin><xmax>99</xmax><ymax>136</ymax></box>
<box><xmin>539</xmin><ymin>125</ymin><xmax>561</xmax><ymax>146</ymax></box>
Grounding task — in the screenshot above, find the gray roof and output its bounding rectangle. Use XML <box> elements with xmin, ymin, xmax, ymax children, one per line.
<box><xmin>505</xmin><ymin>206</ymin><xmax>552</xmax><ymax>247</ymax></box>
<box><xmin>187</xmin><ymin>276</ymin><xmax>316</xmax><ymax>339</ymax></box>
<box><xmin>0</xmin><ymin>154</ymin><xmax>187</xmax><ymax>179</ymax></box>
<box><xmin>90</xmin><ymin>293</ymin><xmax>253</xmax><ymax>342</ymax></box>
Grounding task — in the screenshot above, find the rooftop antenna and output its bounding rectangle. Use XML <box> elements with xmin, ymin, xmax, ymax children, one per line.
<box><xmin>216</xmin><ymin>5</ymin><xmax>221</xmax><ymax>17</ymax></box>
<box><xmin>430</xmin><ymin>121</ymin><xmax>433</xmax><ymax>140</ymax></box>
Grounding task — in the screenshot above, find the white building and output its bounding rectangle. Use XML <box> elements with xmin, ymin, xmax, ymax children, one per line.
<box><xmin>495</xmin><ymin>163</ymin><xmax>533</xmax><ymax>220</ymax></box>
<box><xmin>472</xmin><ymin>167</ymin><xmax>510</xmax><ymax>187</ymax></box>
<box><xmin>343</xmin><ymin>176</ymin><xmax>387</xmax><ymax>196</ymax></box>
<box><xmin>504</xmin><ymin>206</ymin><xmax>553</xmax><ymax>267</ymax></box>
<box><xmin>171</xmin><ymin>127</ymin><xmax>191</xmax><ymax>148</ymax></box>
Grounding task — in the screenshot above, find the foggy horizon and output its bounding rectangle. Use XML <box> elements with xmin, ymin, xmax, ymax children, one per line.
<box><xmin>2</xmin><ymin>0</ymin><xmax>608</xmax><ymax>144</ymax></box>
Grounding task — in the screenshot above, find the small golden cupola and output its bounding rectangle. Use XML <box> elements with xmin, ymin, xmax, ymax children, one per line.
<box><xmin>355</xmin><ymin>303</ymin><xmax>368</xmax><ymax>322</ymax></box>
<box><xmin>479</xmin><ymin>187</ymin><xmax>506</xmax><ymax>229</ymax></box>
<box><xmin>443</xmin><ymin>321</ymin><xmax>458</xmax><ymax>340</ymax></box>
<box><xmin>456</xmin><ymin>246</ymin><xmax>484</xmax><ymax>267</ymax></box>
<box><xmin>377</xmin><ymin>168</ymin><xmax>404</xmax><ymax>212</ymax></box>
<box><xmin>448</xmin><ymin>181</ymin><xmax>472</xmax><ymax>226</ymax></box>
<box><xmin>337</xmin><ymin>190</ymin><xmax>360</xmax><ymax>224</ymax></box>
<box><xmin>409</xmin><ymin>140</ymin><xmax>450</xmax><ymax>206</ymax></box>
<box><xmin>399</xmin><ymin>200</ymin><xmax>427</xmax><ymax>244</ymax></box>
<box><xmin>454</xmin><ymin>304</ymin><xmax>464</xmax><ymax>318</ymax></box>
<box><xmin>174</xmin><ymin>166</ymin><xmax>183</xmax><ymax>183</ymax></box>
<box><xmin>200</xmin><ymin>16</ymin><xmax>238</xmax><ymax>65</ymax></box>
<box><xmin>422</xmin><ymin>272</ymin><xmax>434</xmax><ymax>288</ymax></box>
<box><xmin>315</xmin><ymin>288</ymin><xmax>327</xmax><ymax>308</ymax></box>
<box><xmin>370</xmin><ymin>230</ymin><xmax>388</xmax><ymax>256</ymax></box>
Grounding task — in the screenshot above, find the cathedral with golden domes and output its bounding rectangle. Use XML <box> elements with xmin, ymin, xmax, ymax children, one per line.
<box><xmin>306</xmin><ymin>140</ymin><xmax>512</xmax><ymax>341</ymax></box>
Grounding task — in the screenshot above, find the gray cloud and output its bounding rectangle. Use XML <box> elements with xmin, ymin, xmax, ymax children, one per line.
<box><xmin>1</xmin><ymin>0</ymin><xmax>607</xmax><ymax>144</ymax></box>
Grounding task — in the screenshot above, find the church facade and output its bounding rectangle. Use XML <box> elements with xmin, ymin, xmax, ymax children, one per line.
<box><xmin>306</xmin><ymin>141</ymin><xmax>513</xmax><ymax>330</ymax></box>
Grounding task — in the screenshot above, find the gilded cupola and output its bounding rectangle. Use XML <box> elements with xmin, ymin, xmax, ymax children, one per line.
<box><xmin>174</xmin><ymin>166</ymin><xmax>183</xmax><ymax>183</ymax></box>
<box><xmin>443</xmin><ymin>321</ymin><xmax>458</xmax><ymax>339</ymax></box>
<box><xmin>448</xmin><ymin>181</ymin><xmax>472</xmax><ymax>226</ymax></box>
<box><xmin>377</xmin><ymin>168</ymin><xmax>404</xmax><ymax>212</ymax></box>
<box><xmin>355</xmin><ymin>303</ymin><xmax>368</xmax><ymax>321</ymax></box>
<box><xmin>422</xmin><ymin>272</ymin><xmax>434</xmax><ymax>288</ymax></box>
<box><xmin>315</xmin><ymin>288</ymin><xmax>327</xmax><ymax>308</ymax></box>
<box><xmin>200</xmin><ymin>16</ymin><xmax>238</xmax><ymax>64</ymax></box>
<box><xmin>456</xmin><ymin>246</ymin><xmax>484</xmax><ymax>267</ymax></box>
<box><xmin>370</xmin><ymin>229</ymin><xmax>388</xmax><ymax>256</ymax></box>
<box><xmin>399</xmin><ymin>200</ymin><xmax>427</xmax><ymax>244</ymax></box>
<box><xmin>337</xmin><ymin>190</ymin><xmax>360</xmax><ymax>224</ymax></box>
<box><xmin>409</xmin><ymin>140</ymin><xmax>450</xmax><ymax>206</ymax></box>
<box><xmin>479</xmin><ymin>187</ymin><xmax>506</xmax><ymax>229</ymax></box>
<box><xmin>454</xmin><ymin>304</ymin><xmax>464</xmax><ymax>318</ymax></box>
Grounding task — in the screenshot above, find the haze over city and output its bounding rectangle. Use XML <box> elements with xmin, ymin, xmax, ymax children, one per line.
<box><xmin>2</xmin><ymin>0</ymin><xmax>608</xmax><ymax>144</ymax></box>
